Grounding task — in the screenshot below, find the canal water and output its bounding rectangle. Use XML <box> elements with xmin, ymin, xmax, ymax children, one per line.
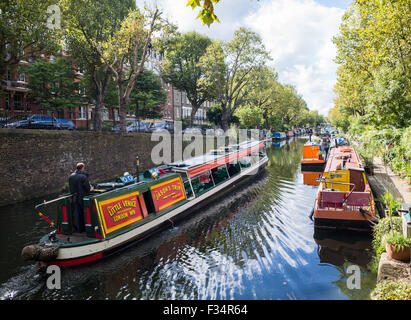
<box><xmin>0</xmin><ymin>138</ymin><xmax>376</xmax><ymax>300</ymax></box>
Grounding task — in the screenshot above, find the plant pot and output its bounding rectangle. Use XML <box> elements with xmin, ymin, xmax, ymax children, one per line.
<box><xmin>385</xmin><ymin>243</ymin><xmax>410</xmax><ymax>262</ymax></box>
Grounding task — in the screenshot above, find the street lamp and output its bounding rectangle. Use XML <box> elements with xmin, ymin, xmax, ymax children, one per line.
<box><xmin>135</xmin><ymin>155</ymin><xmax>140</xmax><ymax>182</ymax></box>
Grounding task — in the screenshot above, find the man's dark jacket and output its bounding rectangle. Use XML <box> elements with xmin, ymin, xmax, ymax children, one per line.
<box><xmin>68</xmin><ymin>170</ymin><xmax>90</xmax><ymax>203</ymax></box>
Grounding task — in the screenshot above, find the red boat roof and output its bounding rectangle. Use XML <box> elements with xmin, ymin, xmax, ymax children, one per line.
<box><xmin>169</xmin><ymin>140</ymin><xmax>265</xmax><ymax>178</ymax></box>
<box><xmin>325</xmin><ymin>146</ymin><xmax>362</xmax><ymax>172</ymax></box>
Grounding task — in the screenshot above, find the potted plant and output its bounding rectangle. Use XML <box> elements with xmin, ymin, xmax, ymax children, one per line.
<box><xmin>385</xmin><ymin>232</ymin><xmax>410</xmax><ymax>262</ymax></box>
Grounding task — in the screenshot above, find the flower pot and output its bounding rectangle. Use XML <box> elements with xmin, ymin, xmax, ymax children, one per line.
<box><xmin>385</xmin><ymin>243</ymin><xmax>410</xmax><ymax>262</ymax></box>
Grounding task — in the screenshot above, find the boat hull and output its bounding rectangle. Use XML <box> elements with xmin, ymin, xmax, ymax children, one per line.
<box><xmin>301</xmin><ymin>161</ymin><xmax>325</xmax><ymax>172</ymax></box>
<box><xmin>41</xmin><ymin>157</ymin><xmax>269</xmax><ymax>267</ymax></box>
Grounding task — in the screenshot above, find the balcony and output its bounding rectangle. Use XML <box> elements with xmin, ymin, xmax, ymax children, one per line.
<box><xmin>2</xmin><ymin>80</ymin><xmax>30</xmax><ymax>93</ymax></box>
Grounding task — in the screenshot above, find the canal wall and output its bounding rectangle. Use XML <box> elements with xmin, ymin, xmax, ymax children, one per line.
<box><xmin>0</xmin><ymin>129</ymin><xmax>212</xmax><ymax>206</ymax></box>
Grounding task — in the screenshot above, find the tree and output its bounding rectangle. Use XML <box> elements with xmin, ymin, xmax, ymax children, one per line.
<box><xmin>161</xmin><ymin>31</ymin><xmax>213</xmax><ymax>127</ymax></box>
<box><xmin>333</xmin><ymin>0</ymin><xmax>411</xmax><ymax>129</ymax></box>
<box><xmin>130</xmin><ymin>69</ymin><xmax>167</xmax><ymax>121</ymax></box>
<box><xmin>244</xmin><ymin>66</ymin><xmax>280</xmax><ymax>129</ymax></box>
<box><xmin>0</xmin><ymin>0</ymin><xmax>60</xmax><ymax>82</ymax></box>
<box><xmin>200</xmin><ymin>28</ymin><xmax>270</xmax><ymax>131</ymax></box>
<box><xmin>235</xmin><ymin>105</ymin><xmax>263</xmax><ymax>128</ymax></box>
<box><xmin>99</xmin><ymin>8</ymin><xmax>174</xmax><ymax>132</ymax></box>
<box><xmin>26</xmin><ymin>57</ymin><xmax>81</xmax><ymax>114</ymax></box>
<box><xmin>206</xmin><ymin>104</ymin><xmax>239</xmax><ymax>127</ymax></box>
<box><xmin>61</xmin><ymin>0</ymin><xmax>136</xmax><ymax>132</ymax></box>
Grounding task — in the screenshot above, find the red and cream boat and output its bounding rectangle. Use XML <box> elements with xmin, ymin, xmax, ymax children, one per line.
<box><xmin>22</xmin><ymin>140</ymin><xmax>268</xmax><ymax>267</ymax></box>
<box><xmin>313</xmin><ymin>146</ymin><xmax>377</xmax><ymax>232</ymax></box>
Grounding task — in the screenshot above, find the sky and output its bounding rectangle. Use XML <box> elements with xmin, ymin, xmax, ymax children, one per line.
<box><xmin>136</xmin><ymin>0</ymin><xmax>353</xmax><ymax>116</ymax></box>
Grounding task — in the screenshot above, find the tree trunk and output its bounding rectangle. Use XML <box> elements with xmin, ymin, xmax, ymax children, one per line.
<box><xmin>190</xmin><ymin>105</ymin><xmax>200</xmax><ymax>127</ymax></box>
<box><xmin>92</xmin><ymin>68</ymin><xmax>112</xmax><ymax>132</ymax></box>
<box><xmin>94</xmin><ymin>94</ymin><xmax>104</xmax><ymax>132</ymax></box>
<box><xmin>221</xmin><ymin>110</ymin><xmax>230</xmax><ymax>131</ymax></box>
<box><xmin>117</xmin><ymin>80</ymin><xmax>127</xmax><ymax>132</ymax></box>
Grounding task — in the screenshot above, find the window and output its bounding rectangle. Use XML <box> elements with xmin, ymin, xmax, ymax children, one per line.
<box><xmin>79</xmin><ymin>106</ymin><xmax>87</xmax><ymax>119</ymax></box>
<box><xmin>18</xmin><ymin>72</ymin><xmax>26</xmax><ymax>82</ymax></box>
<box><xmin>5</xmin><ymin>95</ymin><xmax>10</xmax><ymax>110</ymax></box>
<box><xmin>14</xmin><ymin>94</ymin><xmax>23</xmax><ymax>110</ymax></box>
<box><xmin>211</xmin><ymin>165</ymin><xmax>229</xmax><ymax>185</ymax></box>
<box><xmin>190</xmin><ymin>172</ymin><xmax>215</xmax><ymax>196</ymax></box>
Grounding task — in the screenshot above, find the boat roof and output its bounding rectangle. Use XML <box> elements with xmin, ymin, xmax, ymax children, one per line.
<box><xmin>168</xmin><ymin>140</ymin><xmax>265</xmax><ymax>177</ymax></box>
<box><xmin>325</xmin><ymin>146</ymin><xmax>363</xmax><ymax>172</ymax></box>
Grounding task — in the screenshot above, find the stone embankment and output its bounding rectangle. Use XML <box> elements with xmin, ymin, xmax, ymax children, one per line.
<box><xmin>368</xmin><ymin>156</ymin><xmax>411</xmax><ymax>299</ymax></box>
<box><xmin>0</xmin><ymin>129</ymin><xmax>206</xmax><ymax>206</ymax></box>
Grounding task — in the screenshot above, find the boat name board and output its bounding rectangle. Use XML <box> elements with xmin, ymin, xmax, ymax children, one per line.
<box><xmin>150</xmin><ymin>177</ymin><xmax>186</xmax><ymax>212</ymax></box>
<box><xmin>96</xmin><ymin>191</ymin><xmax>144</xmax><ymax>235</ymax></box>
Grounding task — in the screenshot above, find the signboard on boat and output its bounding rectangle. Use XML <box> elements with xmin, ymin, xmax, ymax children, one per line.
<box><xmin>150</xmin><ymin>177</ymin><xmax>186</xmax><ymax>212</ymax></box>
<box><xmin>96</xmin><ymin>191</ymin><xmax>144</xmax><ymax>235</ymax></box>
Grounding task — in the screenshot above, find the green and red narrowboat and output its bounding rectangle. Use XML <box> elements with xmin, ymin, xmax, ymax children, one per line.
<box><xmin>21</xmin><ymin>140</ymin><xmax>268</xmax><ymax>267</ymax></box>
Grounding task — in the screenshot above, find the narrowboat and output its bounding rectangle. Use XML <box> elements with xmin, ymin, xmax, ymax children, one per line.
<box><xmin>21</xmin><ymin>140</ymin><xmax>268</xmax><ymax>267</ymax></box>
<box><xmin>273</xmin><ymin>132</ymin><xmax>286</xmax><ymax>140</ymax></box>
<box><xmin>313</xmin><ymin>146</ymin><xmax>377</xmax><ymax>232</ymax></box>
<box><xmin>300</xmin><ymin>141</ymin><xmax>326</xmax><ymax>172</ymax></box>
<box><xmin>286</xmin><ymin>130</ymin><xmax>294</xmax><ymax>138</ymax></box>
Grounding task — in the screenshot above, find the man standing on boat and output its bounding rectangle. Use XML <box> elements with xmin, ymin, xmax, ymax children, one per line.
<box><xmin>68</xmin><ymin>162</ymin><xmax>91</xmax><ymax>233</ymax></box>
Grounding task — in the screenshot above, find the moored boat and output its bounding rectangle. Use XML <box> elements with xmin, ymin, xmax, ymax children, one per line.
<box><xmin>313</xmin><ymin>146</ymin><xmax>377</xmax><ymax>232</ymax></box>
<box><xmin>21</xmin><ymin>140</ymin><xmax>268</xmax><ymax>267</ymax></box>
<box><xmin>273</xmin><ymin>132</ymin><xmax>286</xmax><ymax>140</ymax></box>
<box><xmin>300</xmin><ymin>141</ymin><xmax>326</xmax><ymax>172</ymax></box>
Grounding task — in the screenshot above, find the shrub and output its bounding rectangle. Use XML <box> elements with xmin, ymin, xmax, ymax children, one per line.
<box><xmin>372</xmin><ymin>216</ymin><xmax>402</xmax><ymax>255</ymax></box>
<box><xmin>372</xmin><ymin>281</ymin><xmax>411</xmax><ymax>300</ymax></box>
<box><xmin>385</xmin><ymin>232</ymin><xmax>410</xmax><ymax>252</ymax></box>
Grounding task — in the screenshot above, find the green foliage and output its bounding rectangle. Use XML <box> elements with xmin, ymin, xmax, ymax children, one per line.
<box><xmin>372</xmin><ymin>281</ymin><xmax>411</xmax><ymax>300</ymax></box>
<box><xmin>235</xmin><ymin>105</ymin><xmax>263</xmax><ymax>128</ymax></box>
<box><xmin>372</xmin><ymin>216</ymin><xmax>402</xmax><ymax>257</ymax></box>
<box><xmin>130</xmin><ymin>69</ymin><xmax>167</xmax><ymax>120</ymax></box>
<box><xmin>347</xmin><ymin>125</ymin><xmax>411</xmax><ymax>178</ymax></box>
<box><xmin>0</xmin><ymin>0</ymin><xmax>60</xmax><ymax>80</ymax></box>
<box><xmin>200</xmin><ymin>27</ymin><xmax>270</xmax><ymax>130</ymax></box>
<box><xmin>381</xmin><ymin>191</ymin><xmax>402</xmax><ymax>217</ymax></box>
<box><xmin>161</xmin><ymin>31</ymin><xmax>213</xmax><ymax>125</ymax></box>
<box><xmin>385</xmin><ymin>232</ymin><xmax>410</xmax><ymax>252</ymax></box>
<box><xmin>26</xmin><ymin>57</ymin><xmax>81</xmax><ymax>112</ymax></box>
<box><xmin>206</xmin><ymin>104</ymin><xmax>238</xmax><ymax>126</ymax></box>
<box><xmin>333</xmin><ymin>0</ymin><xmax>411</xmax><ymax>140</ymax></box>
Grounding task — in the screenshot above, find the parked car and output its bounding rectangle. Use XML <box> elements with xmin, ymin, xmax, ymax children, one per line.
<box><xmin>148</xmin><ymin>122</ymin><xmax>174</xmax><ymax>133</ymax></box>
<box><xmin>3</xmin><ymin>115</ymin><xmax>31</xmax><ymax>128</ymax></box>
<box><xmin>111</xmin><ymin>122</ymin><xmax>132</xmax><ymax>133</ymax></box>
<box><xmin>57</xmin><ymin>118</ymin><xmax>76</xmax><ymax>130</ymax></box>
<box><xmin>126</xmin><ymin>121</ymin><xmax>151</xmax><ymax>133</ymax></box>
<box><xmin>182</xmin><ymin>127</ymin><xmax>202</xmax><ymax>135</ymax></box>
<box><xmin>205</xmin><ymin>128</ymin><xmax>224</xmax><ymax>136</ymax></box>
<box><xmin>27</xmin><ymin>114</ymin><xmax>62</xmax><ymax>129</ymax></box>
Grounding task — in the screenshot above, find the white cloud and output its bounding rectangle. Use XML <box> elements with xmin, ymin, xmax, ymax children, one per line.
<box><xmin>136</xmin><ymin>0</ymin><xmax>346</xmax><ymax>116</ymax></box>
<box><xmin>245</xmin><ymin>0</ymin><xmax>345</xmax><ymax>115</ymax></box>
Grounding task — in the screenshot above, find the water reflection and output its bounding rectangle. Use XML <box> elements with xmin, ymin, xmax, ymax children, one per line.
<box><xmin>0</xmin><ymin>138</ymin><xmax>376</xmax><ymax>300</ymax></box>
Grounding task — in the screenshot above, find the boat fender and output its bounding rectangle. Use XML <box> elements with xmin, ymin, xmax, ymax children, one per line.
<box><xmin>21</xmin><ymin>244</ymin><xmax>59</xmax><ymax>262</ymax></box>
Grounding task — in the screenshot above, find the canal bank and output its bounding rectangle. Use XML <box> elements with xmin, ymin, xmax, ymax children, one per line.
<box><xmin>366</xmin><ymin>156</ymin><xmax>411</xmax><ymax>299</ymax></box>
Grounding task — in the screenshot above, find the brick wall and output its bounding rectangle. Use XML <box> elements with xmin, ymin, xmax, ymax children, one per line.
<box><xmin>0</xmin><ymin>129</ymin><xmax>213</xmax><ymax>206</ymax></box>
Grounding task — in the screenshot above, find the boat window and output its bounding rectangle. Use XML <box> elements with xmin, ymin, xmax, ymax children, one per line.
<box><xmin>190</xmin><ymin>172</ymin><xmax>215</xmax><ymax>196</ymax></box>
<box><xmin>183</xmin><ymin>180</ymin><xmax>194</xmax><ymax>198</ymax></box>
<box><xmin>143</xmin><ymin>190</ymin><xmax>156</xmax><ymax>214</ymax></box>
<box><xmin>250</xmin><ymin>152</ymin><xmax>260</xmax><ymax>164</ymax></box>
<box><xmin>227</xmin><ymin>162</ymin><xmax>241</xmax><ymax>176</ymax></box>
<box><xmin>211</xmin><ymin>165</ymin><xmax>229</xmax><ymax>185</ymax></box>
<box><xmin>239</xmin><ymin>156</ymin><xmax>252</xmax><ymax>168</ymax></box>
